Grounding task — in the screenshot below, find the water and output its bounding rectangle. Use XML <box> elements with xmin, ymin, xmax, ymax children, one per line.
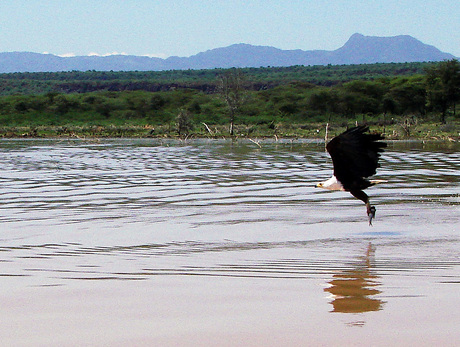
<box><xmin>0</xmin><ymin>138</ymin><xmax>459</xmax><ymax>346</ymax></box>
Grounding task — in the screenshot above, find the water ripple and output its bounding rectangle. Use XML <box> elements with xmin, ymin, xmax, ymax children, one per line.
<box><xmin>0</xmin><ymin>139</ymin><xmax>459</xmax><ymax>285</ymax></box>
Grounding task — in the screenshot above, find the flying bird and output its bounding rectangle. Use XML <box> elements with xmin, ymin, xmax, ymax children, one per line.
<box><xmin>316</xmin><ymin>125</ymin><xmax>387</xmax><ymax>225</ymax></box>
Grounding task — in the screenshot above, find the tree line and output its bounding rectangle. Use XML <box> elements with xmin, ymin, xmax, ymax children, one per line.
<box><xmin>0</xmin><ymin>62</ymin><xmax>434</xmax><ymax>96</ymax></box>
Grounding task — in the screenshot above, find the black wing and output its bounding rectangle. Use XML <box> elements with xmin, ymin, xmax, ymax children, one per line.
<box><xmin>326</xmin><ymin>126</ymin><xmax>386</xmax><ymax>191</ymax></box>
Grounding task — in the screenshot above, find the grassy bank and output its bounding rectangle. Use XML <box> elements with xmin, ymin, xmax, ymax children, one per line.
<box><xmin>1</xmin><ymin>119</ymin><xmax>458</xmax><ymax>142</ymax></box>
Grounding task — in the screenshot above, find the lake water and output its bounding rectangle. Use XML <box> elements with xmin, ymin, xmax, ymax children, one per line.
<box><xmin>0</xmin><ymin>138</ymin><xmax>459</xmax><ymax>346</ymax></box>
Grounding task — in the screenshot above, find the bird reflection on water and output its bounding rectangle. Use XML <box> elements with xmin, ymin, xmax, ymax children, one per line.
<box><xmin>324</xmin><ymin>243</ymin><xmax>384</xmax><ymax>316</ymax></box>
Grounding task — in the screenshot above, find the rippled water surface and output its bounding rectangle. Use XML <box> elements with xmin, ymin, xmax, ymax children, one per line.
<box><xmin>0</xmin><ymin>138</ymin><xmax>459</xmax><ymax>346</ymax></box>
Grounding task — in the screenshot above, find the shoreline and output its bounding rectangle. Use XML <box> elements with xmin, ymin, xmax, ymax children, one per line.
<box><xmin>0</xmin><ymin>122</ymin><xmax>458</xmax><ymax>142</ymax></box>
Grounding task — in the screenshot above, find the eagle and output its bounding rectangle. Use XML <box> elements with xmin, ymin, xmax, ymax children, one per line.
<box><xmin>316</xmin><ymin>125</ymin><xmax>387</xmax><ymax>225</ymax></box>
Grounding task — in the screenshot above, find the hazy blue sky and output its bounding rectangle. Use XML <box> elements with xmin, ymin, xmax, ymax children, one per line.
<box><xmin>1</xmin><ymin>0</ymin><xmax>458</xmax><ymax>58</ymax></box>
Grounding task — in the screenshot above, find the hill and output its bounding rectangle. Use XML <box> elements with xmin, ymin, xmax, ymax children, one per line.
<box><xmin>0</xmin><ymin>34</ymin><xmax>455</xmax><ymax>73</ymax></box>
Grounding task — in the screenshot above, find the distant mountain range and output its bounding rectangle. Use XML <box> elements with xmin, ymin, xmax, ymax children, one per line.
<box><xmin>0</xmin><ymin>34</ymin><xmax>456</xmax><ymax>73</ymax></box>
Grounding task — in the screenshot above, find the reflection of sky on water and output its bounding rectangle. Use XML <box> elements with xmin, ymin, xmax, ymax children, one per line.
<box><xmin>0</xmin><ymin>139</ymin><xmax>459</xmax><ymax>344</ymax></box>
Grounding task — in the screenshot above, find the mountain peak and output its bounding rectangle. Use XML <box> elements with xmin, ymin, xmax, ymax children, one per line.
<box><xmin>348</xmin><ymin>33</ymin><xmax>365</xmax><ymax>40</ymax></box>
<box><xmin>334</xmin><ymin>33</ymin><xmax>454</xmax><ymax>64</ymax></box>
<box><xmin>345</xmin><ymin>33</ymin><xmax>417</xmax><ymax>46</ymax></box>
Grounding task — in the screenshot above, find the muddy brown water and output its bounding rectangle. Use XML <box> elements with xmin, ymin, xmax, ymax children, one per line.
<box><xmin>0</xmin><ymin>139</ymin><xmax>459</xmax><ymax>346</ymax></box>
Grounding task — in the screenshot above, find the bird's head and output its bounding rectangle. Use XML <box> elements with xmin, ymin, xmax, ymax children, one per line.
<box><xmin>314</xmin><ymin>177</ymin><xmax>343</xmax><ymax>191</ymax></box>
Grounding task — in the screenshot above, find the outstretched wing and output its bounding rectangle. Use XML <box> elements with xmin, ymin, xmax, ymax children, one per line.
<box><xmin>326</xmin><ymin>126</ymin><xmax>386</xmax><ymax>190</ymax></box>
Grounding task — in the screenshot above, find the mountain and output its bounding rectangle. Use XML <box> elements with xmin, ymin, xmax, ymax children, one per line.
<box><xmin>0</xmin><ymin>34</ymin><xmax>455</xmax><ymax>73</ymax></box>
<box><xmin>330</xmin><ymin>33</ymin><xmax>454</xmax><ymax>64</ymax></box>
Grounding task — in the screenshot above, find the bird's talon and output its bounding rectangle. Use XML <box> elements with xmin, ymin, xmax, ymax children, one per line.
<box><xmin>367</xmin><ymin>206</ymin><xmax>376</xmax><ymax>226</ymax></box>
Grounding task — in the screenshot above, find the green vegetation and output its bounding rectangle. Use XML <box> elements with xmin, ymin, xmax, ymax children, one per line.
<box><xmin>0</xmin><ymin>60</ymin><xmax>458</xmax><ymax>140</ymax></box>
<box><xmin>0</xmin><ymin>62</ymin><xmax>436</xmax><ymax>96</ymax></box>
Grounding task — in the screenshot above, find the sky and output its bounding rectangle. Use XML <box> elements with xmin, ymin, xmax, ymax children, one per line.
<box><xmin>1</xmin><ymin>0</ymin><xmax>459</xmax><ymax>58</ymax></box>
